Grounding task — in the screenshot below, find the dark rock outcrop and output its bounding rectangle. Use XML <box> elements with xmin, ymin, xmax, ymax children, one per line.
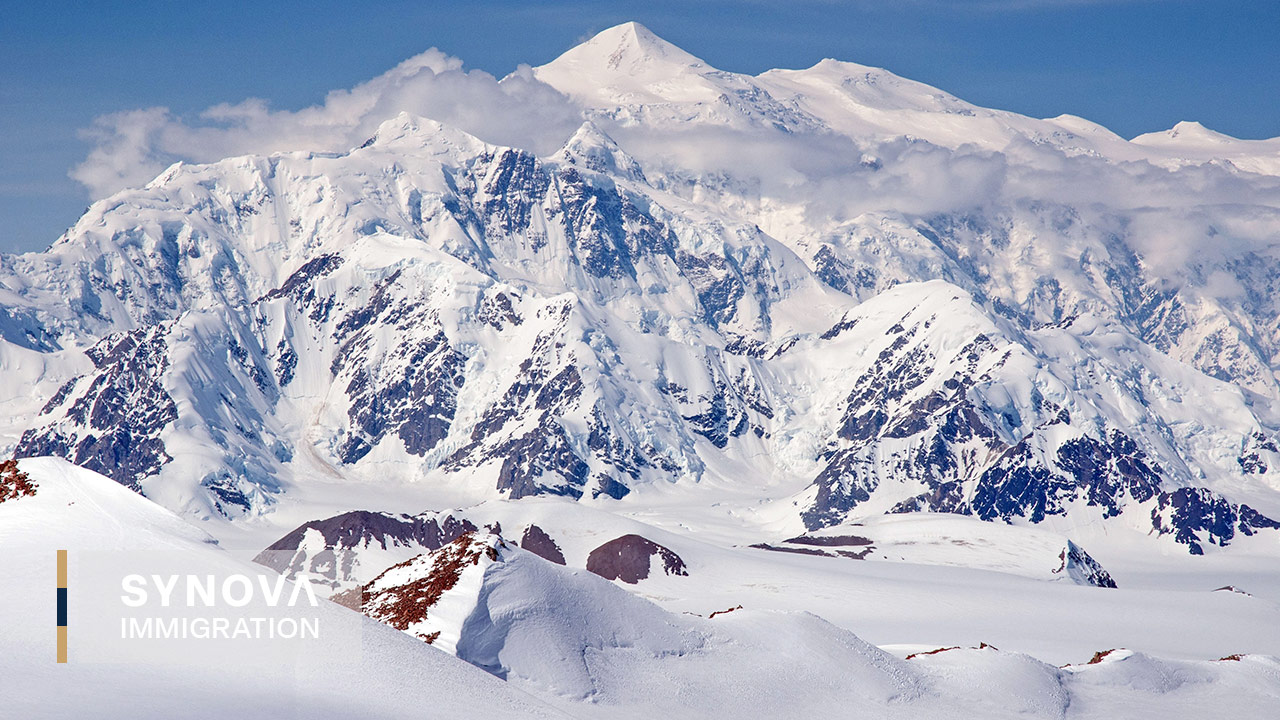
<box><xmin>15</xmin><ymin>326</ymin><xmax>178</xmax><ymax>491</ymax></box>
<box><xmin>1052</xmin><ymin>540</ymin><xmax>1118</xmax><ymax>589</ymax></box>
<box><xmin>254</xmin><ymin>510</ymin><xmax>477</xmax><ymax>589</ymax></box>
<box><xmin>586</xmin><ymin>534</ymin><xmax>688</xmax><ymax>584</ymax></box>
<box><xmin>520</xmin><ymin>524</ymin><xmax>566</xmax><ymax>565</ymax></box>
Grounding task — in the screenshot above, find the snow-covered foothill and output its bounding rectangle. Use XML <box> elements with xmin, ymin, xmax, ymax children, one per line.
<box><xmin>0</xmin><ymin>458</ymin><xmax>568</xmax><ymax>719</ymax></box>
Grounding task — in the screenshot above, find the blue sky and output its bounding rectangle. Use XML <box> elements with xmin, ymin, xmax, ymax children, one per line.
<box><xmin>2</xmin><ymin>0</ymin><xmax>1276</xmax><ymax>253</ymax></box>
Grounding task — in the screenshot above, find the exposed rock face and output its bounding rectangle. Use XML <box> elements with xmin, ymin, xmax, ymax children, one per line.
<box><xmin>586</xmin><ymin>534</ymin><xmax>688</xmax><ymax>583</ymax></box>
<box><xmin>358</xmin><ymin>532</ymin><xmax>505</xmax><ymax>647</ymax></box>
<box><xmin>254</xmin><ymin>510</ymin><xmax>478</xmax><ymax>592</ymax></box>
<box><xmin>1052</xmin><ymin>541</ymin><xmax>1118</xmax><ymax>589</ymax></box>
<box><xmin>15</xmin><ymin>326</ymin><xmax>177</xmax><ymax>492</ymax></box>
<box><xmin>520</xmin><ymin>524</ymin><xmax>566</xmax><ymax>565</ymax></box>
<box><xmin>0</xmin><ymin>459</ymin><xmax>38</xmax><ymax>503</ymax></box>
<box><xmin>1150</xmin><ymin>488</ymin><xmax>1280</xmax><ymax>555</ymax></box>
<box><xmin>794</xmin><ymin>288</ymin><xmax>1280</xmax><ymax>553</ymax></box>
<box><xmin>329</xmin><ymin>274</ymin><xmax>467</xmax><ymax>464</ymax></box>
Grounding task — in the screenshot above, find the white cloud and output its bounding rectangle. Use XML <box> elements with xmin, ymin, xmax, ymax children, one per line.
<box><xmin>71</xmin><ymin>50</ymin><xmax>584</xmax><ymax>199</ymax></box>
<box><xmin>69</xmin><ymin>37</ymin><xmax>1280</xmax><ymax>286</ymax></box>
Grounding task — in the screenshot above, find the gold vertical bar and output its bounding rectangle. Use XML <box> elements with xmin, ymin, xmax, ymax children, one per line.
<box><xmin>57</xmin><ymin>550</ymin><xmax>67</xmax><ymax>663</ymax></box>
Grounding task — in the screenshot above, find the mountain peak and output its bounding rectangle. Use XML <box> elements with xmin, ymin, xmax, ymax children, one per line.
<box><xmin>552</xmin><ymin>120</ymin><xmax>647</xmax><ymax>181</ymax></box>
<box><xmin>575</xmin><ymin>22</ymin><xmax>701</xmax><ymax>71</ymax></box>
<box><xmin>1131</xmin><ymin>119</ymin><xmax>1237</xmax><ymax>147</ymax></box>
<box><xmin>363</xmin><ymin>111</ymin><xmax>489</xmax><ymax>156</ymax></box>
<box><xmin>533</xmin><ymin>22</ymin><xmax>714</xmax><ymax>106</ymax></box>
<box><xmin>1166</xmin><ymin>120</ymin><xmax>1232</xmax><ymax>142</ymax></box>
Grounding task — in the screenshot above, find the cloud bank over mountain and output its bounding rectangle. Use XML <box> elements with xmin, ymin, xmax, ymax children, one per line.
<box><xmin>69</xmin><ymin>27</ymin><xmax>1280</xmax><ymax>283</ymax></box>
<box><xmin>71</xmin><ymin>49</ymin><xmax>582</xmax><ymax>199</ymax></box>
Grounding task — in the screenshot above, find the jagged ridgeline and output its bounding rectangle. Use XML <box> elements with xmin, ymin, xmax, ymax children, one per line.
<box><xmin>4</xmin><ymin>23</ymin><xmax>1280</xmax><ymax>553</ymax></box>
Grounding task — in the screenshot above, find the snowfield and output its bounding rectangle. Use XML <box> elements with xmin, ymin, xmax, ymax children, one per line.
<box><xmin>5</xmin><ymin>459</ymin><xmax>1279</xmax><ymax>719</ymax></box>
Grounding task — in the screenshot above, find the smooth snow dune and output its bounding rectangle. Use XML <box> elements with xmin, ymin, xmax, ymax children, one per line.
<box><xmin>408</xmin><ymin>533</ymin><xmax>1280</xmax><ymax>720</ymax></box>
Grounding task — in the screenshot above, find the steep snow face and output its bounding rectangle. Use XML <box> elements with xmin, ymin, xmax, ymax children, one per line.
<box><xmin>3</xmin><ymin>23</ymin><xmax>1280</xmax><ymax>558</ymax></box>
<box><xmin>532</xmin><ymin>22</ymin><xmax>714</xmax><ymax>107</ymax></box>
<box><xmin>7</xmin><ymin>113</ymin><xmax>843</xmax><ymax>519</ymax></box>
<box><xmin>359</xmin><ymin>532</ymin><xmax>508</xmax><ymax>653</ymax></box>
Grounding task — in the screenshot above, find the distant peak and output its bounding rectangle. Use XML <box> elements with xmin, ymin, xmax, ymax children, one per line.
<box><xmin>807</xmin><ymin>57</ymin><xmax>877</xmax><ymax>74</ymax></box>
<box><xmin>534</xmin><ymin>22</ymin><xmax>714</xmax><ymax>106</ymax></box>
<box><xmin>537</xmin><ymin>21</ymin><xmax>705</xmax><ymax>78</ymax></box>
<box><xmin>1131</xmin><ymin>120</ymin><xmax>1238</xmax><ymax>147</ymax></box>
<box><xmin>578</xmin><ymin>22</ymin><xmax>700</xmax><ymax>69</ymax></box>
<box><xmin>362</xmin><ymin>112</ymin><xmax>488</xmax><ymax>155</ymax></box>
<box><xmin>1167</xmin><ymin>120</ymin><xmax>1232</xmax><ymax>142</ymax></box>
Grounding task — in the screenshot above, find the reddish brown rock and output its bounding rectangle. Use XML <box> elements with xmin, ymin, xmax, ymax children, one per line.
<box><xmin>586</xmin><ymin>534</ymin><xmax>687</xmax><ymax>584</ymax></box>
<box><xmin>1086</xmin><ymin>649</ymin><xmax>1118</xmax><ymax>665</ymax></box>
<box><xmin>906</xmin><ymin>646</ymin><xmax>960</xmax><ymax>660</ymax></box>
<box><xmin>361</xmin><ymin>532</ymin><xmax>496</xmax><ymax>636</ymax></box>
<box><xmin>0</xmin><ymin>459</ymin><xmax>37</xmax><ymax>504</ymax></box>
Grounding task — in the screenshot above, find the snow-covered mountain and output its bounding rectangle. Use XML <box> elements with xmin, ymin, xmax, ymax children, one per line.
<box><xmin>3</xmin><ymin>21</ymin><xmax>1280</xmax><ymax>568</ymax></box>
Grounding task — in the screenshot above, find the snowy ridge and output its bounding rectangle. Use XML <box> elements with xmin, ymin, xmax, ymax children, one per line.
<box><xmin>330</xmin><ymin>510</ymin><xmax>1280</xmax><ymax>719</ymax></box>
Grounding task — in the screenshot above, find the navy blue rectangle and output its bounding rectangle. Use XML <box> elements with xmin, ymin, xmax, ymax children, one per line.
<box><xmin>57</xmin><ymin>588</ymin><xmax>67</xmax><ymax>627</ymax></box>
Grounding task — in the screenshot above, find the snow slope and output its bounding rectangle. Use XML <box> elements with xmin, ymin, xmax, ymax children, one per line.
<box><xmin>0</xmin><ymin>458</ymin><xmax>568</xmax><ymax>719</ymax></box>
<box><xmin>256</xmin><ymin>497</ymin><xmax>1280</xmax><ymax>670</ymax></box>
<box><xmin>341</xmin><ymin>523</ymin><xmax>1280</xmax><ymax>719</ymax></box>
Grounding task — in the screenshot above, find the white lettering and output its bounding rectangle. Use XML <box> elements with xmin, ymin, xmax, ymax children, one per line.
<box><xmin>221</xmin><ymin>575</ymin><xmax>252</xmax><ymax>607</ymax></box>
<box><xmin>258</xmin><ymin>574</ymin><xmax>288</xmax><ymax>606</ymax></box>
<box><xmin>152</xmin><ymin>574</ymin><xmax>179</xmax><ymax>607</ymax></box>
<box><xmin>121</xmin><ymin>574</ymin><xmax>148</xmax><ymax>607</ymax></box>
<box><xmin>288</xmin><ymin>573</ymin><xmax>320</xmax><ymax>607</ymax></box>
<box><xmin>187</xmin><ymin>575</ymin><xmax>216</xmax><ymax>606</ymax></box>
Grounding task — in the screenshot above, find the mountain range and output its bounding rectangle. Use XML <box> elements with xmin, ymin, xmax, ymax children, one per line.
<box><xmin>5</xmin><ymin>23</ymin><xmax>1279</xmax><ymax>558</ymax></box>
